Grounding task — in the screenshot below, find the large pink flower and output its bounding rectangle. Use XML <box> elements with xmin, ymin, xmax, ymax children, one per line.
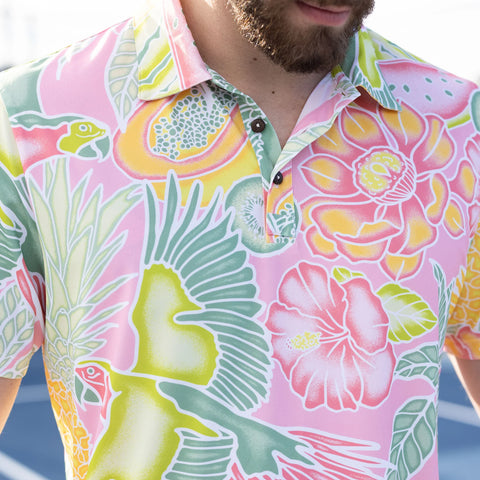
<box><xmin>301</xmin><ymin>102</ymin><xmax>476</xmax><ymax>279</ymax></box>
<box><xmin>266</xmin><ymin>262</ymin><xmax>395</xmax><ymax>411</ymax></box>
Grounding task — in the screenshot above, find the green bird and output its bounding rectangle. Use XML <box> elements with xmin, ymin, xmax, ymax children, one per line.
<box><xmin>78</xmin><ymin>262</ymin><xmax>311</xmax><ymax>479</ymax></box>
<box><xmin>76</xmin><ymin>178</ymin><xmax>313</xmax><ymax>479</ymax></box>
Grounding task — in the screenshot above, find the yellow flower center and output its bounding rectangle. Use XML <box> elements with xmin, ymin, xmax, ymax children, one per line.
<box><xmin>288</xmin><ymin>332</ymin><xmax>321</xmax><ymax>351</ymax></box>
<box><xmin>358</xmin><ymin>151</ymin><xmax>402</xmax><ymax>192</ymax></box>
<box><xmin>355</xmin><ymin>149</ymin><xmax>416</xmax><ymax>204</ymax></box>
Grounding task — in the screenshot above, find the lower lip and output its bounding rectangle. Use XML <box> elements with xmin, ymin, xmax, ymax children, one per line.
<box><xmin>295</xmin><ymin>2</ymin><xmax>351</xmax><ymax>27</ymax></box>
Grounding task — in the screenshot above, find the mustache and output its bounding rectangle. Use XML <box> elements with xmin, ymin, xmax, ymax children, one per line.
<box><xmin>297</xmin><ymin>0</ymin><xmax>375</xmax><ymax>10</ymax></box>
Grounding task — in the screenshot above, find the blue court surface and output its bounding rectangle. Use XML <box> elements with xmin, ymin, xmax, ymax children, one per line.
<box><xmin>0</xmin><ymin>351</ymin><xmax>479</xmax><ymax>480</ymax></box>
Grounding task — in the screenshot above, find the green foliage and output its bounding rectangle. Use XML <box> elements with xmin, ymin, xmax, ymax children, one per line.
<box><xmin>472</xmin><ymin>91</ymin><xmax>480</xmax><ymax>132</ymax></box>
<box><xmin>432</xmin><ymin>262</ymin><xmax>453</xmax><ymax>347</ymax></box>
<box><xmin>377</xmin><ymin>284</ymin><xmax>437</xmax><ymax>342</ymax></box>
<box><xmin>0</xmin><ymin>282</ymin><xmax>34</xmax><ymax>376</ymax></box>
<box><xmin>332</xmin><ymin>267</ymin><xmax>365</xmax><ymax>284</ymax></box>
<box><xmin>10</xmin><ymin>112</ymin><xmax>80</xmax><ymax>130</ymax></box>
<box><xmin>386</xmin><ymin>397</ymin><xmax>437</xmax><ymax>480</ymax></box>
<box><xmin>29</xmin><ymin>158</ymin><xmax>141</xmax><ymax>385</ymax></box>
<box><xmin>107</xmin><ymin>24</ymin><xmax>139</xmax><ymax>130</ymax></box>
<box><xmin>394</xmin><ymin>344</ymin><xmax>440</xmax><ymax>387</ymax></box>
<box><xmin>0</xmin><ymin>164</ymin><xmax>43</xmax><ymax>276</ymax></box>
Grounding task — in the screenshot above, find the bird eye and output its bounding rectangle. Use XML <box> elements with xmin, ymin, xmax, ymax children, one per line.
<box><xmin>79</xmin><ymin>124</ymin><xmax>89</xmax><ymax>132</ymax></box>
<box><xmin>87</xmin><ymin>367</ymin><xmax>95</xmax><ymax>375</ymax></box>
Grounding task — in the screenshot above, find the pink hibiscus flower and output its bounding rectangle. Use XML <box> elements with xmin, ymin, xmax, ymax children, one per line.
<box><xmin>266</xmin><ymin>262</ymin><xmax>395</xmax><ymax>411</ymax></box>
<box><xmin>301</xmin><ymin>102</ymin><xmax>477</xmax><ymax>279</ymax></box>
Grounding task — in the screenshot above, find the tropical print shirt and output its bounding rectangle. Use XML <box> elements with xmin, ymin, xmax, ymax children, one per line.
<box><xmin>1</xmin><ymin>0</ymin><xmax>480</xmax><ymax>479</ymax></box>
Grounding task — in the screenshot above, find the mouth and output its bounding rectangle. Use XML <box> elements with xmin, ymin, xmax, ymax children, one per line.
<box><xmin>295</xmin><ymin>1</ymin><xmax>352</xmax><ymax>27</ymax></box>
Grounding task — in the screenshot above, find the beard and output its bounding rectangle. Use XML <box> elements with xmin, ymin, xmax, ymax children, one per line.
<box><xmin>226</xmin><ymin>0</ymin><xmax>375</xmax><ymax>73</ymax></box>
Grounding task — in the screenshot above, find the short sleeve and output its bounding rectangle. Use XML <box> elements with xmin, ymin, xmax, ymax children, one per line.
<box><xmin>445</xmin><ymin>128</ymin><xmax>480</xmax><ymax>359</ymax></box>
<box><xmin>0</xmin><ymin>94</ymin><xmax>45</xmax><ymax>379</ymax></box>
<box><xmin>446</xmin><ymin>226</ymin><xmax>480</xmax><ymax>359</ymax></box>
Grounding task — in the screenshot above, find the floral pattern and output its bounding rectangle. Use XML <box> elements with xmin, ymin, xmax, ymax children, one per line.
<box><xmin>301</xmin><ymin>102</ymin><xmax>478</xmax><ymax>279</ymax></box>
<box><xmin>266</xmin><ymin>262</ymin><xmax>395</xmax><ymax>410</ymax></box>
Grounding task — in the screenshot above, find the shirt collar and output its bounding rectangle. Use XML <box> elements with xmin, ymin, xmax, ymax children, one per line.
<box><xmin>133</xmin><ymin>0</ymin><xmax>401</xmax><ymax>111</ymax></box>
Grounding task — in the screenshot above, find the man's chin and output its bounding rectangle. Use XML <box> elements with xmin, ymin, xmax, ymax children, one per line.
<box><xmin>268</xmin><ymin>55</ymin><xmax>340</xmax><ymax>74</ymax></box>
<box><xmin>260</xmin><ymin>32</ymin><xmax>351</xmax><ymax>74</ymax></box>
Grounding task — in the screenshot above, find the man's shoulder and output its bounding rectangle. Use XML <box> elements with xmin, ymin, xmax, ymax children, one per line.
<box><xmin>362</xmin><ymin>28</ymin><xmax>478</xmax><ymax>119</ymax></box>
<box><xmin>0</xmin><ymin>18</ymin><xmax>134</xmax><ymax>117</ymax></box>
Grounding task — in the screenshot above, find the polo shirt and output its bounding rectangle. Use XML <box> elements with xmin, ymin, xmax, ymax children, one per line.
<box><xmin>1</xmin><ymin>0</ymin><xmax>480</xmax><ymax>478</ymax></box>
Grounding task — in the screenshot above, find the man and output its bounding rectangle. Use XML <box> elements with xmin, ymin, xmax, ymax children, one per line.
<box><xmin>0</xmin><ymin>0</ymin><xmax>479</xmax><ymax>478</ymax></box>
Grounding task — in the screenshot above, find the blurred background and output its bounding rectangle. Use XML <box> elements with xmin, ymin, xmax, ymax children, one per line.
<box><xmin>0</xmin><ymin>0</ymin><xmax>479</xmax><ymax>82</ymax></box>
<box><xmin>0</xmin><ymin>1</ymin><xmax>479</xmax><ymax>479</ymax></box>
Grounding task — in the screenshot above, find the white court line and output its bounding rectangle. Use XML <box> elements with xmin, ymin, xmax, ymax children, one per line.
<box><xmin>14</xmin><ymin>385</ymin><xmax>49</xmax><ymax>404</ymax></box>
<box><xmin>438</xmin><ymin>400</ymin><xmax>480</xmax><ymax>427</ymax></box>
<box><xmin>0</xmin><ymin>451</ymin><xmax>50</xmax><ymax>480</ymax></box>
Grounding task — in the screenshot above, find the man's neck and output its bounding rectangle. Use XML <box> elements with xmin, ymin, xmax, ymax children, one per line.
<box><xmin>180</xmin><ymin>0</ymin><xmax>327</xmax><ymax>147</ymax></box>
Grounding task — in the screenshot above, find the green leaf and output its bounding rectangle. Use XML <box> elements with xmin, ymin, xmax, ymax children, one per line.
<box><xmin>8</xmin><ymin>343</ymin><xmax>22</xmax><ymax>356</ymax></box>
<box><xmin>0</xmin><ymin>220</ymin><xmax>24</xmax><ymax>279</ymax></box>
<box><xmin>76</xmin><ymin>186</ymin><xmax>101</xmax><ymax>236</ymax></box>
<box><xmin>30</xmin><ymin>177</ymin><xmax>61</xmax><ymax>266</ymax></box>
<box><xmin>81</xmin><ymin>305</ymin><xmax>126</xmax><ymax>332</ymax></box>
<box><xmin>386</xmin><ymin>397</ymin><xmax>437</xmax><ymax>480</ymax></box>
<box><xmin>81</xmin><ymin>234</ymin><xmax>127</xmax><ymax>298</ymax></box>
<box><xmin>472</xmin><ymin>90</ymin><xmax>480</xmax><ymax>132</ymax></box>
<box><xmin>81</xmin><ymin>340</ymin><xmax>105</xmax><ymax>351</ymax></box>
<box><xmin>50</xmin><ymin>160</ymin><xmax>70</xmax><ymax>264</ymax></box>
<box><xmin>13</xmin><ymin>355</ymin><xmax>31</xmax><ymax>377</ymax></box>
<box><xmin>95</xmin><ymin>184</ymin><xmax>142</xmax><ymax>250</ymax></box>
<box><xmin>395</xmin><ymin>344</ymin><xmax>440</xmax><ymax>386</ymax></box>
<box><xmin>0</xmin><ymin>283</ymin><xmax>34</xmax><ymax>371</ymax></box>
<box><xmin>11</xmin><ymin>112</ymin><xmax>80</xmax><ymax>130</ymax></box>
<box><xmin>332</xmin><ymin>267</ymin><xmax>365</xmax><ymax>284</ymax></box>
<box><xmin>67</xmin><ymin>305</ymin><xmax>93</xmax><ymax>334</ymax></box>
<box><xmin>3</xmin><ymin>321</ymin><xmax>14</xmax><ymax>344</ymax></box>
<box><xmin>377</xmin><ymin>284</ymin><xmax>437</xmax><ymax>343</ymax></box>
<box><xmin>30</xmin><ymin>158</ymin><xmax>141</xmax><ymax>386</ymax></box>
<box><xmin>65</xmin><ymin>228</ymin><xmax>91</xmax><ymax>304</ymax></box>
<box><xmin>88</xmin><ymin>274</ymin><xmax>134</xmax><ymax>305</ymax></box>
<box><xmin>68</xmin><ymin>175</ymin><xmax>90</xmax><ymax>238</ymax></box>
<box><xmin>107</xmin><ymin>24</ymin><xmax>139</xmax><ymax>130</ymax></box>
<box><xmin>432</xmin><ymin>262</ymin><xmax>454</xmax><ymax>347</ymax></box>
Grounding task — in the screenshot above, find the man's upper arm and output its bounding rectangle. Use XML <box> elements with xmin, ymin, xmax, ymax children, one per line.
<box><xmin>0</xmin><ymin>94</ymin><xmax>45</xmax><ymax>432</ymax></box>
<box><xmin>0</xmin><ymin>377</ymin><xmax>21</xmax><ymax>433</ymax></box>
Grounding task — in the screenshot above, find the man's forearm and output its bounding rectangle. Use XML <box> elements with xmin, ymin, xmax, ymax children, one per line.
<box><xmin>0</xmin><ymin>377</ymin><xmax>21</xmax><ymax>433</ymax></box>
<box><xmin>448</xmin><ymin>355</ymin><xmax>480</xmax><ymax>417</ymax></box>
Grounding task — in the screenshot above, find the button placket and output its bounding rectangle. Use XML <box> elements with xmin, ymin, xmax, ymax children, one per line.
<box><xmin>250</xmin><ymin>118</ymin><xmax>266</xmax><ymax>133</ymax></box>
<box><xmin>265</xmin><ymin>168</ymin><xmax>296</xmax><ymax>239</ymax></box>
